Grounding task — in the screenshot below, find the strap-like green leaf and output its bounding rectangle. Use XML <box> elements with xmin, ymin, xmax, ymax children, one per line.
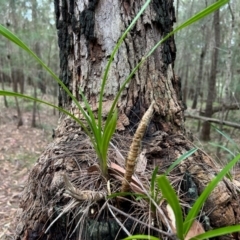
<box><xmin>100</xmin><ymin>109</ymin><xmax>118</xmax><ymax>176</ymax></box>
<box><xmin>213</xmin><ymin>125</ymin><xmax>240</xmax><ymax>152</ymax></box>
<box><xmin>150</xmin><ymin>167</ymin><xmax>159</xmax><ymax>200</ymax></box>
<box><xmin>124</xmin><ymin>235</ymin><xmax>160</xmax><ymax>240</ymax></box>
<box><xmin>209</xmin><ymin>142</ymin><xmax>235</xmax><ymax>157</ymax></box>
<box><xmin>146</xmin><ymin>0</ymin><xmax>229</xmax><ymax>58</ymax></box>
<box><xmin>165</xmin><ymin>148</ymin><xmax>197</xmax><ymax>175</ymax></box>
<box><xmin>157</xmin><ymin>175</ymin><xmax>184</xmax><ymax>240</ymax></box>
<box><xmin>78</xmin><ymin>88</ymin><xmax>100</xmax><ymax>142</ymax></box>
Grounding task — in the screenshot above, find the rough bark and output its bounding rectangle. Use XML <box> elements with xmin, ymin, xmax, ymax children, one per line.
<box><xmin>15</xmin><ymin>1</ymin><xmax>240</xmax><ymax>240</ymax></box>
<box><xmin>56</xmin><ymin>0</ymin><xmax>181</xmax><ymax>133</ymax></box>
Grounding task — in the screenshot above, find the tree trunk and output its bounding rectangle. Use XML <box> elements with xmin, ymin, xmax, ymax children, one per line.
<box><xmin>191</xmin><ymin>29</ymin><xmax>208</xmax><ymax>109</ymax></box>
<box><xmin>15</xmin><ymin>1</ymin><xmax>240</xmax><ymax>240</ymax></box>
<box><xmin>182</xmin><ymin>64</ymin><xmax>189</xmax><ymax>108</ymax></box>
<box><xmin>200</xmin><ymin>7</ymin><xmax>220</xmax><ymax>141</ymax></box>
<box><xmin>0</xmin><ymin>57</ymin><xmax>9</xmax><ymax>108</ymax></box>
<box><xmin>9</xmin><ymin>0</ymin><xmax>23</xmax><ymax>127</ymax></box>
<box><xmin>31</xmin><ymin>1</ymin><xmax>42</xmax><ymax>128</ymax></box>
<box><xmin>216</xmin><ymin>3</ymin><xmax>235</xmax><ymax>158</ymax></box>
<box><xmin>18</xmin><ymin>53</ymin><xmax>25</xmax><ymax>94</ymax></box>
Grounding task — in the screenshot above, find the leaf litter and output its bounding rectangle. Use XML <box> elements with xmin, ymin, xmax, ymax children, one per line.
<box><xmin>0</xmin><ymin>105</ymin><xmax>58</xmax><ymax>239</ymax></box>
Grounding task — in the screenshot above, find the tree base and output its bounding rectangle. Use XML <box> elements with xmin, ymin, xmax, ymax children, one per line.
<box><xmin>15</xmin><ymin>118</ymin><xmax>240</xmax><ymax>239</ymax></box>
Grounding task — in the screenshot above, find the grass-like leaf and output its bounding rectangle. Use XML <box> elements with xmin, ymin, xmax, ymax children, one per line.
<box><xmin>149</xmin><ymin>167</ymin><xmax>161</xmax><ymax>212</ymax></box>
<box><xmin>124</xmin><ymin>235</ymin><xmax>160</xmax><ymax>240</ymax></box>
<box><xmin>183</xmin><ymin>153</ymin><xmax>240</xmax><ymax>236</ymax></box>
<box><xmin>157</xmin><ymin>175</ymin><xmax>184</xmax><ymax>240</ymax></box>
<box><xmin>96</xmin><ymin>1</ymin><xmax>152</xmax><ymax>170</ymax></box>
<box><xmin>165</xmin><ymin>148</ymin><xmax>197</xmax><ymax>176</ymax></box>
<box><xmin>212</xmin><ymin>125</ymin><xmax>240</xmax><ymax>152</ymax></box>
<box><xmin>191</xmin><ymin>225</ymin><xmax>240</xmax><ymax>240</ymax></box>
<box><xmin>150</xmin><ymin>167</ymin><xmax>159</xmax><ymax>199</ymax></box>
<box><xmin>0</xmin><ymin>24</ymin><xmax>108</xmax><ymax>171</ymax></box>
<box><xmin>209</xmin><ymin>142</ymin><xmax>234</xmax><ymax>180</ymax></box>
<box><xmin>100</xmin><ymin>109</ymin><xmax>118</xmax><ymax>177</ymax></box>
<box><xmin>209</xmin><ymin>142</ymin><xmax>236</xmax><ymax>158</ymax></box>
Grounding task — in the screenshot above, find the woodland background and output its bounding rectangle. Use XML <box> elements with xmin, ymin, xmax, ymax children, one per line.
<box><xmin>0</xmin><ymin>0</ymin><xmax>239</xmax><ymax>238</ymax></box>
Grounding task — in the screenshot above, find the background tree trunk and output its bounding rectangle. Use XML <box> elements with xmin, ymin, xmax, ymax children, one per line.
<box><xmin>201</xmin><ymin>7</ymin><xmax>220</xmax><ymax>141</ymax></box>
<box><xmin>15</xmin><ymin>1</ymin><xmax>240</xmax><ymax>239</ymax></box>
<box><xmin>0</xmin><ymin>57</ymin><xmax>9</xmax><ymax>108</ymax></box>
<box><xmin>191</xmin><ymin>25</ymin><xmax>209</xmax><ymax>109</ymax></box>
<box><xmin>9</xmin><ymin>0</ymin><xmax>23</xmax><ymax>127</ymax></box>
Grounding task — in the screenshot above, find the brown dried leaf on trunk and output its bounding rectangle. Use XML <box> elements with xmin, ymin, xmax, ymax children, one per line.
<box><xmin>185</xmin><ymin>220</ymin><xmax>205</xmax><ymax>240</ymax></box>
<box><xmin>109</xmin><ymin>162</ymin><xmax>146</xmax><ymax>194</ymax></box>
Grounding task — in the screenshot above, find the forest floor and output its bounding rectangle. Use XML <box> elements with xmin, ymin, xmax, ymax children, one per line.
<box><xmin>0</xmin><ymin>98</ymin><xmax>58</xmax><ymax>239</ymax></box>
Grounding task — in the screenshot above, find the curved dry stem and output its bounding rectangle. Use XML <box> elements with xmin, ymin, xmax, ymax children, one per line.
<box><xmin>63</xmin><ymin>174</ymin><xmax>106</xmax><ymax>201</ymax></box>
<box><xmin>121</xmin><ymin>101</ymin><xmax>155</xmax><ymax>193</ymax></box>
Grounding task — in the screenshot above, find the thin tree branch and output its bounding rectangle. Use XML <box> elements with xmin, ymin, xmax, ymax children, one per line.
<box><xmin>184</xmin><ymin>113</ymin><xmax>240</xmax><ymax>129</ymax></box>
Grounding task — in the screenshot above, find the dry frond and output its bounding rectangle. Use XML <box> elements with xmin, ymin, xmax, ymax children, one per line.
<box><xmin>121</xmin><ymin>101</ymin><xmax>155</xmax><ymax>192</ymax></box>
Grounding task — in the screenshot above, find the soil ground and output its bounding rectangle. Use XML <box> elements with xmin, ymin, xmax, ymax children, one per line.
<box><xmin>0</xmin><ymin>97</ymin><xmax>58</xmax><ymax>239</ymax></box>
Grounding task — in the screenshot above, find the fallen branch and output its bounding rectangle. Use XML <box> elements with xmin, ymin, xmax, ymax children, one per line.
<box><xmin>189</xmin><ymin>104</ymin><xmax>239</xmax><ymax>115</ymax></box>
<box><xmin>184</xmin><ymin>113</ymin><xmax>240</xmax><ymax>129</ymax></box>
<box><xmin>212</xmin><ymin>103</ymin><xmax>239</xmax><ymax>114</ymax></box>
